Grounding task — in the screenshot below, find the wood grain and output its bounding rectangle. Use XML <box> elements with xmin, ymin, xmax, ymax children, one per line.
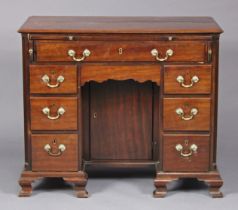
<box><xmin>36</xmin><ymin>40</ymin><xmax>206</xmax><ymax>62</ymax></box>
<box><xmin>18</xmin><ymin>16</ymin><xmax>223</xmax><ymax>34</ymax></box>
<box><xmin>81</xmin><ymin>64</ymin><xmax>161</xmax><ymax>86</ymax></box>
<box><xmin>154</xmin><ymin>171</ymin><xmax>223</xmax><ymax>198</ymax></box>
<box><xmin>31</xmin><ymin>134</ymin><xmax>78</xmax><ymax>171</ymax></box>
<box><xmin>163</xmin><ymin>134</ymin><xmax>210</xmax><ymax>172</ymax></box>
<box><xmin>164</xmin><ymin>65</ymin><xmax>212</xmax><ymax>94</ymax></box>
<box><xmin>28</xmin><ymin>34</ymin><xmax>215</xmax><ymax>41</ymax></box>
<box><xmin>30</xmin><ymin>97</ymin><xmax>78</xmax><ymax>130</ymax></box>
<box><xmin>163</xmin><ymin>98</ymin><xmax>211</xmax><ymax>131</ymax></box>
<box><xmin>90</xmin><ymin>80</ymin><xmax>153</xmax><ymax>160</ymax></box>
<box><xmin>19</xmin><ymin>171</ymin><xmax>88</xmax><ymax>197</ymax></box>
<box><xmin>30</xmin><ymin>65</ymin><xmax>77</xmax><ymax>94</ymax></box>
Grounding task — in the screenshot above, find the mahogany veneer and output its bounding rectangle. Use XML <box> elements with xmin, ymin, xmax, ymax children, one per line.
<box><xmin>18</xmin><ymin>16</ymin><xmax>223</xmax><ymax>198</ymax></box>
<box><xmin>36</xmin><ymin>40</ymin><xmax>207</xmax><ymax>62</ymax></box>
<box><xmin>32</xmin><ymin>134</ymin><xmax>78</xmax><ymax>171</ymax></box>
<box><xmin>30</xmin><ymin>97</ymin><xmax>78</xmax><ymax>130</ymax></box>
<box><xmin>163</xmin><ymin>98</ymin><xmax>211</xmax><ymax>131</ymax></box>
<box><xmin>30</xmin><ymin>65</ymin><xmax>78</xmax><ymax>94</ymax></box>
<box><xmin>164</xmin><ymin>65</ymin><xmax>212</xmax><ymax>94</ymax></box>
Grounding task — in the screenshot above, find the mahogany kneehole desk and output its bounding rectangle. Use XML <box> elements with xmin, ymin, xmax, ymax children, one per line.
<box><xmin>18</xmin><ymin>16</ymin><xmax>223</xmax><ymax>198</ymax></box>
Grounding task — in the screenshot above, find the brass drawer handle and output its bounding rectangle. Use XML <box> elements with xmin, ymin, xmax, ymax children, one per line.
<box><xmin>44</xmin><ymin>143</ymin><xmax>66</xmax><ymax>157</ymax></box>
<box><xmin>68</xmin><ymin>49</ymin><xmax>91</xmax><ymax>61</ymax></box>
<box><xmin>42</xmin><ymin>107</ymin><xmax>65</xmax><ymax>120</ymax></box>
<box><xmin>151</xmin><ymin>48</ymin><xmax>173</xmax><ymax>61</ymax></box>
<box><xmin>175</xmin><ymin>107</ymin><xmax>198</xmax><ymax>121</ymax></box>
<box><xmin>175</xmin><ymin>143</ymin><xmax>198</xmax><ymax>157</ymax></box>
<box><xmin>41</xmin><ymin>74</ymin><xmax>64</xmax><ymax>88</ymax></box>
<box><xmin>176</xmin><ymin>75</ymin><xmax>199</xmax><ymax>88</ymax></box>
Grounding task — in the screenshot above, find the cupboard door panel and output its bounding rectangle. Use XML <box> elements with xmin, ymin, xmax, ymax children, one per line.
<box><xmin>90</xmin><ymin>80</ymin><xmax>153</xmax><ymax>160</ymax></box>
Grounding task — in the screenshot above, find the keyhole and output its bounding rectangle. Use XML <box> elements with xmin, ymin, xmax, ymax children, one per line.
<box><xmin>184</xmin><ymin>139</ymin><xmax>189</xmax><ymax>146</ymax></box>
<box><xmin>184</xmin><ymin>103</ymin><xmax>190</xmax><ymax>108</ymax></box>
<box><xmin>51</xmin><ymin>70</ymin><xmax>56</xmax><ymax>75</ymax></box>
<box><xmin>53</xmin><ymin>139</ymin><xmax>57</xmax><ymax>144</ymax></box>
<box><xmin>50</xmin><ymin>103</ymin><xmax>56</xmax><ymax>108</ymax></box>
<box><xmin>118</xmin><ymin>48</ymin><xmax>123</xmax><ymax>55</ymax></box>
<box><xmin>93</xmin><ymin>112</ymin><xmax>97</xmax><ymax>119</ymax></box>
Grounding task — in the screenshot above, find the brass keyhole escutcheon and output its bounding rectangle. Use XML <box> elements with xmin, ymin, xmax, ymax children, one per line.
<box><xmin>118</xmin><ymin>48</ymin><xmax>123</xmax><ymax>55</ymax></box>
<box><xmin>93</xmin><ymin>112</ymin><xmax>97</xmax><ymax>119</ymax></box>
<box><xmin>184</xmin><ymin>139</ymin><xmax>189</xmax><ymax>146</ymax></box>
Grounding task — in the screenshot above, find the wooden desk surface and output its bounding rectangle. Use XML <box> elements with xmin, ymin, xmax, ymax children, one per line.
<box><xmin>18</xmin><ymin>16</ymin><xmax>223</xmax><ymax>34</ymax></box>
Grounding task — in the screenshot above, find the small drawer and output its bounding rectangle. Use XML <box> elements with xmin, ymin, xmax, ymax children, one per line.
<box><xmin>163</xmin><ymin>98</ymin><xmax>211</xmax><ymax>131</ymax></box>
<box><xmin>30</xmin><ymin>65</ymin><xmax>77</xmax><ymax>94</ymax></box>
<box><xmin>35</xmin><ymin>40</ymin><xmax>207</xmax><ymax>62</ymax></box>
<box><xmin>30</xmin><ymin>97</ymin><xmax>77</xmax><ymax>130</ymax></box>
<box><xmin>163</xmin><ymin>134</ymin><xmax>210</xmax><ymax>172</ymax></box>
<box><xmin>32</xmin><ymin>134</ymin><xmax>78</xmax><ymax>171</ymax></box>
<box><xmin>164</xmin><ymin>65</ymin><xmax>212</xmax><ymax>94</ymax></box>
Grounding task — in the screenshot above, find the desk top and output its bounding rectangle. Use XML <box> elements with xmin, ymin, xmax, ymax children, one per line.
<box><xmin>18</xmin><ymin>16</ymin><xmax>223</xmax><ymax>34</ymax></box>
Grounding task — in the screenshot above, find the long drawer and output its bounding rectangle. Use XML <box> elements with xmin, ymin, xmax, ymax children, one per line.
<box><xmin>35</xmin><ymin>41</ymin><xmax>207</xmax><ymax>62</ymax></box>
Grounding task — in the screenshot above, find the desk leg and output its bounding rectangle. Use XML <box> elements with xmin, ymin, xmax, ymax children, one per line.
<box><xmin>154</xmin><ymin>171</ymin><xmax>223</xmax><ymax>198</ymax></box>
<box><xmin>19</xmin><ymin>171</ymin><xmax>34</xmax><ymax>197</ymax></box>
<box><xmin>18</xmin><ymin>171</ymin><xmax>88</xmax><ymax>197</ymax></box>
<box><xmin>154</xmin><ymin>173</ymin><xmax>177</xmax><ymax>198</ymax></box>
<box><xmin>63</xmin><ymin>171</ymin><xmax>88</xmax><ymax>198</ymax></box>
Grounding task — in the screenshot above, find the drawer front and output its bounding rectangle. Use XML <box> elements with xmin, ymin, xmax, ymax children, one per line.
<box><xmin>30</xmin><ymin>65</ymin><xmax>77</xmax><ymax>94</ymax></box>
<box><xmin>163</xmin><ymin>98</ymin><xmax>211</xmax><ymax>131</ymax></box>
<box><xmin>164</xmin><ymin>65</ymin><xmax>212</xmax><ymax>94</ymax></box>
<box><xmin>36</xmin><ymin>41</ymin><xmax>207</xmax><ymax>62</ymax></box>
<box><xmin>30</xmin><ymin>97</ymin><xmax>78</xmax><ymax>130</ymax></box>
<box><xmin>32</xmin><ymin>134</ymin><xmax>78</xmax><ymax>171</ymax></box>
<box><xmin>163</xmin><ymin>134</ymin><xmax>210</xmax><ymax>172</ymax></box>
<box><xmin>80</xmin><ymin>64</ymin><xmax>161</xmax><ymax>86</ymax></box>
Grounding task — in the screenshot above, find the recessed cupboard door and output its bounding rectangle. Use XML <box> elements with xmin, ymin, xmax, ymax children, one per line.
<box><xmin>90</xmin><ymin>80</ymin><xmax>153</xmax><ymax>160</ymax></box>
